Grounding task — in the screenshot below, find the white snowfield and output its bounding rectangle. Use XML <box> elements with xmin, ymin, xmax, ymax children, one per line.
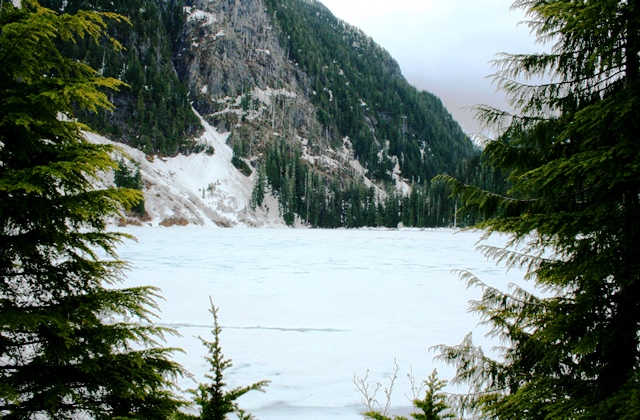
<box><xmin>114</xmin><ymin>227</ymin><xmax>527</xmax><ymax>419</ymax></box>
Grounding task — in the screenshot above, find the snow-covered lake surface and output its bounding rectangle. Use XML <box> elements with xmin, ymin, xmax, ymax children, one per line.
<box><xmin>115</xmin><ymin>228</ymin><xmax>527</xmax><ymax>419</ymax></box>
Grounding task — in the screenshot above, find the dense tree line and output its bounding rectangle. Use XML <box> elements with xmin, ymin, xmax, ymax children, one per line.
<box><xmin>36</xmin><ymin>0</ymin><xmax>485</xmax><ymax>226</ymax></box>
<box><xmin>249</xmin><ymin>139</ymin><xmax>504</xmax><ymax>228</ymax></box>
<box><xmin>256</xmin><ymin>0</ymin><xmax>495</xmax><ymax>227</ymax></box>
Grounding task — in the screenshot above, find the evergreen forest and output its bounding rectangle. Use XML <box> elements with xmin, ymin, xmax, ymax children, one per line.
<box><xmin>264</xmin><ymin>0</ymin><xmax>473</xmax><ymax>182</ymax></box>
<box><xmin>41</xmin><ymin>0</ymin><xmax>202</xmax><ymax>155</ymax></box>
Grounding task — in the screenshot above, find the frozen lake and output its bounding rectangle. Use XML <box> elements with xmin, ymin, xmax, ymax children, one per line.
<box><xmin>115</xmin><ymin>228</ymin><xmax>526</xmax><ymax>419</ymax></box>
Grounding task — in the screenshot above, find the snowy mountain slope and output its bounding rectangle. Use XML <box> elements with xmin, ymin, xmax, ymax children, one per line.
<box><xmin>88</xmin><ymin>112</ymin><xmax>394</xmax><ymax>228</ymax></box>
<box><xmin>87</xmin><ymin>114</ymin><xmax>286</xmax><ymax>228</ymax></box>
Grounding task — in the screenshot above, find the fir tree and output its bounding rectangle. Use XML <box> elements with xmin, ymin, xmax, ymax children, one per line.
<box><xmin>0</xmin><ymin>1</ymin><xmax>184</xmax><ymax>417</ymax></box>
<box><xmin>250</xmin><ymin>163</ymin><xmax>267</xmax><ymax>211</ymax></box>
<box><xmin>410</xmin><ymin>370</ymin><xmax>454</xmax><ymax>420</ymax></box>
<box><xmin>436</xmin><ymin>0</ymin><xmax>640</xmax><ymax>418</ymax></box>
<box><xmin>114</xmin><ymin>158</ymin><xmax>145</xmax><ymax>215</ymax></box>
<box><xmin>179</xmin><ymin>299</ymin><xmax>269</xmax><ymax>420</ymax></box>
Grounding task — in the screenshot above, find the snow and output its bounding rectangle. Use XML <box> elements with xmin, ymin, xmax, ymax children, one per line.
<box><xmin>252</xmin><ymin>87</ymin><xmax>298</xmax><ymax>105</ymax></box>
<box><xmin>114</xmin><ymin>227</ymin><xmax>527</xmax><ymax>419</ymax></box>
<box><xmin>85</xmin><ymin>112</ymin><xmax>285</xmax><ymax>228</ymax></box>
<box><xmin>85</xmin><ymin>107</ymin><xmax>400</xmax><ymax>229</ymax></box>
<box><xmin>468</xmin><ymin>132</ymin><xmax>490</xmax><ymax>150</ymax></box>
<box><xmin>185</xmin><ymin>7</ymin><xmax>217</xmax><ymax>26</ymax></box>
<box><xmin>83</xmin><ymin>114</ymin><xmax>527</xmax><ymax>417</ymax></box>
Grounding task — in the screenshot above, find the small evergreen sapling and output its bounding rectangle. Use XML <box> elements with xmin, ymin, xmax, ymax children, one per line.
<box><xmin>179</xmin><ymin>298</ymin><xmax>269</xmax><ymax>420</ymax></box>
<box><xmin>410</xmin><ymin>370</ymin><xmax>454</xmax><ymax>420</ymax></box>
<box><xmin>114</xmin><ymin>157</ymin><xmax>145</xmax><ymax>215</ymax></box>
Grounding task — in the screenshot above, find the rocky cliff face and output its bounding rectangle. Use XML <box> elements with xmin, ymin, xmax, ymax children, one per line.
<box><xmin>180</xmin><ymin>0</ymin><xmax>290</xmax><ymax>100</ymax></box>
<box><xmin>178</xmin><ymin>0</ymin><xmax>320</xmax><ymax>140</ymax></box>
<box><xmin>160</xmin><ymin>0</ymin><xmax>482</xmax><ymax>228</ymax></box>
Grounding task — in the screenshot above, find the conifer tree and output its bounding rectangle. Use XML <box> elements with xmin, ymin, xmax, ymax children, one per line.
<box><xmin>250</xmin><ymin>163</ymin><xmax>267</xmax><ymax>211</ymax></box>
<box><xmin>114</xmin><ymin>158</ymin><xmax>145</xmax><ymax>215</ymax></box>
<box><xmin>0</xmin><ymin>1</ymin><xmax>184</xmax><ymax>417</ymax></box>
<box><xmin>410</xmin><ymin>370</ymin><xmax>454</xmax><ymax>420</ymax></box>
<box><xmin>178</xmin><ymin>299</ymin><xmax>269</xmax><ymax>420</ymax></box>
<box><xmin>436</xmin><ymin>0</ymin><xmax>640</xmax><ymax>418</ymax></box>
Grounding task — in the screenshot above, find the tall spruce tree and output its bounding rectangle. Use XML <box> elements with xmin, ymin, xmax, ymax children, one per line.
<box><xmin>435</xmin><ymin>0</ymin><xmax>640</xmax><ymax>418</ymax></box>
<box><xmin>0</xmin><ymin>1</ymin><xmax>184</xmax><ymax>417</ymax></box>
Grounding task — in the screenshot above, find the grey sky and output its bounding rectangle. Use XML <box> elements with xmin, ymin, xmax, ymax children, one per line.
<box><xmin>318</xmin><ymin>0</ymin><xmax>544</xmax><ymax>135</ymax></box>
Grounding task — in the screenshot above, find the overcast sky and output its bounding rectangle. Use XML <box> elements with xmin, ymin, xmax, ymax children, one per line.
<box><xmin>318</xmin><ymin>0</ymin><xmax>545</xmax><ymax>135</ymax></box>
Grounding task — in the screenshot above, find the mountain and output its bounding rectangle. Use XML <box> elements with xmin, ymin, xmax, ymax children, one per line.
<box><xmin>43</xmin><ymin>0</ymin><xmax>492</xmax><ymax>228</ymax></box>
<box><xmin>45</xmin><ymin>0</ymin><xmax>203</xmax><ymax>154</ymax></box>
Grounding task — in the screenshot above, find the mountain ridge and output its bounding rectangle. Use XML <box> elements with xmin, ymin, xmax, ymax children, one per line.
<box><xmin>42</xmin><ymin>0</ymin><xmax>495</xmax><ymax>228</ymax></box>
